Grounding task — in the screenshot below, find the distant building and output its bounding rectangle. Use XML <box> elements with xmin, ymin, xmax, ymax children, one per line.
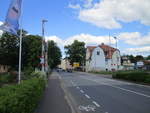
<box><xmin>121</xmin><ymin>56</ymin><xmax>135</xmax><ymax>70</ymax></box>
<box><xmin>58</xmin><ymin>58</ymin><xmax>72</xmax><ymax>70</ymax></box>
<box><xmin>0</xmin><ymin>65</ymin><xmax>10</xmax><ymax>73</ymax></box>
<box><xmin>86</xmin><ymin>43</ymin><xmax>121</xmax><ymax>72</ymax></box>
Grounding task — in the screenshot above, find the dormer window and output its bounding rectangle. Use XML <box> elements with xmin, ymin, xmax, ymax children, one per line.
<box><xmin>97</xmin><ymin>51</ymin><xmax>100</xmax><ymax>55</ymax></box>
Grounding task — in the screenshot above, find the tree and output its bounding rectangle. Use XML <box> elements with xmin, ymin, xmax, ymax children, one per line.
<box><xmin>22</xmin><ymin>35</ymin><xmax>42</xmax><ymax>69</ymax></box>
<box><xmin>47</xmin><ymin>40</ymin><xmax>62</xmax><ymax>69</ymax></box>
<box><xmin>128</xmin><ymin>55</ymin><xmax>136</xmax><ymax>63</ymax></box>
<box><xmin>0</xmin><ymin>32</ymin><xmax>19</xmax><ymax>69</ymax></box>
<box><xmin>146</xmin><ymin>55</ymin><xmax>150</xmax><ymax>60</ymax></box>
<box><xmin>64</xmin><ymin>40</ymin><xmax>86</xmax><ymax>66</ymax></box>
<box><xmin>135</xmin><ymin>55</ymin><xmax>144</xmax><ymax>61</ymax></box>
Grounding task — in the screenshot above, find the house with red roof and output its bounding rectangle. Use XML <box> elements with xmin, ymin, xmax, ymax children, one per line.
<box><xmin>86</xmin><ymin>43</ymin><xmax>121</xmax><ymax>72</ymax></box>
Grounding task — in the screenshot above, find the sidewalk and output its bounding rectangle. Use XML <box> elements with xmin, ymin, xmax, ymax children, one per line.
<box><xmin>35</xmin><ymin>71</ymin><xmax>71</xmax><ymax>113</ymax></box>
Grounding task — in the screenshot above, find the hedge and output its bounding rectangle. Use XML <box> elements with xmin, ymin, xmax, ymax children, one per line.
<box><xmin>112</xmin><ymin>71</ymin><xmax>150</xmax><ymax>84</ymax></box>
<box><xmin>0</xmin><ymin>77</ymin><xmax>46</xmax><ymax>113</ymax></box>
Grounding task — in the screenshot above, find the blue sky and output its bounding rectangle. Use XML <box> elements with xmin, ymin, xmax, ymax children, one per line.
<box><xmin>0</xmin><ymin>0</ymin><xmax>150</xmax><ymax>56</ymax></box>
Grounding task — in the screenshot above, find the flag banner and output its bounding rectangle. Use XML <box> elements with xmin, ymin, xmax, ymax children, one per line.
<box><xmin>0</xmin><ymin>0</ymin><xmax>22</xmax><ymax>35</ymax></box>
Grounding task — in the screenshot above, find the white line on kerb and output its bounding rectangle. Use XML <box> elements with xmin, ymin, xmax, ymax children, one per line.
<box><xmin>80</xmin><ymin>90</ymin><xmax>84</xmax><ymax>93</ymax></box>
<box><xmin>82</xmin><ymin>77</ymin><xmax>150</xmax><ymax>98</ymax></box>
<box><xmin>92</xmin><ymin>101</ymin><xmax>100</xmax><ymax>107</ymax></box>
<box><xmin>85</xmin><ymin>94</ymin><xmax>90</xmax><ymax>99</ymax></box>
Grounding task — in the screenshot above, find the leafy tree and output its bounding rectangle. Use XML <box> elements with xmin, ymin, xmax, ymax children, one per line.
<box><xmin>64</xmin><ymin>40</ymin><xmax>86</xmax><ymax>66</ymax></box>
<box><xmin>47</xmin><ymin>40</ymin><xmax>62</xmax><ymax>68</ymax></box>
<box><xmin>128</xmin><ymin>55</ymin><xmax>136</xmax><ymax>63</ymax></box>
<box><xmin>146</xmin><ymin>55</ymin><xmax>150</xmax><ymax>60</ymax></box>
<box><xmin>22</xmin><ymin>35</ymin><xmax>42</xmax><ymax>69</ymax></box>
<box><xmin>135</xmin><ymin>55</ymin><xmax>144</xmax><ymax>61</ymax></box>
<box><xmin>0</xmin><ymin>32</ymin><xmax>19</xmax><ymax>69</ymax></box>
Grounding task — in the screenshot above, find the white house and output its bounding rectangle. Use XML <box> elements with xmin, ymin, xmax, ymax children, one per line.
<box><xmin>86</xmin><ymin>43</ymin><xmax>121</xmax><ymax>72</ymax></box>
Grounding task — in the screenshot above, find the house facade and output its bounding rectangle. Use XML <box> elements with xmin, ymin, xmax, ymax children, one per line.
<box><xmin>86</xmin><ymin>43</ymin><xmax>121</xmax><ymax>72</ymax></box>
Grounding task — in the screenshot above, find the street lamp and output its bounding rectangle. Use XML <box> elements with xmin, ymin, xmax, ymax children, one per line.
<box><xmin>114</xmin><ymin>36</ymin><xmax>119</xmax><ymax>71</ymax></box>
<box><xmin>114</xmin><ymin>36</ymin><xmax>117</xmax><ymax>49</ymax></box>
<box><xmin>41</xmin><ymin>19</ymin><xmax>48</xmax><ymax>72</ymax></box>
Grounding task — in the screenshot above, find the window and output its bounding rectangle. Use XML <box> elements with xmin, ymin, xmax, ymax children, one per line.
<box><xmin>97</xmin><ymin>51</ymin><xmax>100</xmax><ymax>55</ymax></box>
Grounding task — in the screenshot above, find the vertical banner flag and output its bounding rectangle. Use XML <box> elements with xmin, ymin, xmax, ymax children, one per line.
<box><xmin>0</xmin><ymin>0</ymin><xmax>22</xmax><ymax>35</ymax></box>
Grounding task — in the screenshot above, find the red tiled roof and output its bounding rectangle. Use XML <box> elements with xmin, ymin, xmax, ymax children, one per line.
<box><xmin>87</xmin><ymin>43</ymin><xmax>118</xmax><ymax>59</ymax></box>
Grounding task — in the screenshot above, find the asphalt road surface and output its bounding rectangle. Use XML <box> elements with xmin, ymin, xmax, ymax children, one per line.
<box><xmin>58</xmin><ymin>71</ymin><xmax>150</xmax><ymax>113</ymax></box>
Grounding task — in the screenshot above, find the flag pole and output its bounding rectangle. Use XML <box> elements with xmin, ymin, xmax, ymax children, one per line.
<box><xmin>18</xmin><ymin>28</ymin><xmax>22</xmax><ymax>84</ymax></box>
<box><xmin>18</xmin><ymin>0</ymin><xmax>23</xmax><ymax>84</ymax></box>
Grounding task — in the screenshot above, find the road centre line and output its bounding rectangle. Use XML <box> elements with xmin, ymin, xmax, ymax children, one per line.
<box><xmin>81</xmin><ymin>77</ymin><xmax>150</xmax><ymax>98</ymax></box>
<box><xmin>80</xmin><ymin>90</ymin><xmax>84</xmax><ymax>93</ymax></box>
<box><xmin>85</xmin><ymin>94</ymin><xmax>91</xmax><ymax>99</ymax></box>
<box><xmin>92</xmin><ymin>101</ymin><xmax>101</xmax><ymax>107</ymax></box>
<box><xmin>77</xmin><ymin>86</ymin><xmax>80</xmax><ymax>89</ymax></box>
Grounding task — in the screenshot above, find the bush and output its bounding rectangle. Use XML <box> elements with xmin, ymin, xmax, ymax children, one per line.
<box><xmin>112</xmin><ymin>71</ymin><xmax>150</xmax><ymax>84</ymax></box>
<box><xmin>0</xmin><ymin>77</ymin><xmax>46</xmax><ymax>113</ymax></box>
<box><xmin>0</xmin><ymin>73</ymin><xmax>17</xmax><ymax>84</ymax></box>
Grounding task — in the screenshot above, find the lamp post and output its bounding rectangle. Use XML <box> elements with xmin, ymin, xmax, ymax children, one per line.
<box><xmin>41</xmin><ymin>19</ymin><xmax>48</xmax><ymax>72</ymax></box>
<box><xmin>114</xmin><ymin>36</ymin><xmax>119</xmax><ymax>70</ymax></box>
<box><xmin>114</xmin><ymin>36</ymin><xmax>117</xmax><ymax>49</ymax></box>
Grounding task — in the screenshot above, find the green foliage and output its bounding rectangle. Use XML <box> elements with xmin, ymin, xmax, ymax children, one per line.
<box><xmin>48</xmin><ymin>40</ymin><xmax>62</xmax><ymax>68</ymax></box>
<box><xmin>146</xmin><ymin>55</ymin><xmax>150</xmax><ymax>60</ymax></box>
<box><xmin>0</xmin><ymin>32</ymin><xmax>42</xmax><ymax>71</ymax></box>
<box><xmin>0</xmin><ymin>77</ymin><xmax>46</xmax><ymax>113</ymax></box>
<box><xmin>64</xmin><ymin>40</ymin><xmax>86</xmax><ymax>66</ymax></box>
<box><xmin>22</xmin><ymin>35</ymin><xmax>42</xmax><ymax>69</ymax></box>
<box><xmin>0</xmin><ymin>73</ymin><xmax>17</xmax><ymax>84</ymax></box>
<box><xmin>112</xmin><ymin>71</ymin><xmax>150</xmax><ymax>84</ymax></box>
<box><xmin>0</xmin><ymin>33</ymin><xmax>19</xmax><ymax>69</ymax></box>
<box><xmin>122</xmin><ymin>55</ymin><xmax>145</xmax><ymax>63</ymax></box>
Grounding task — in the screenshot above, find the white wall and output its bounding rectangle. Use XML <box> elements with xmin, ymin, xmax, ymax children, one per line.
<box><xmin>111</xmin><ymin>50</ymin><xmax>121</xmax><ymax>70</ymax></box>
<box><xmin>86</xmin><ymin>47</ymin><xmax>121</xmax><ymax>72</ymax></box>
<box><xmin>88</xmin><ymin>47</ymin><xmax>106</xmax><ymax>71</ymax></box>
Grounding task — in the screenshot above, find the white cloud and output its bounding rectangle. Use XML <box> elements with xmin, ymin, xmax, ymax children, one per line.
<box><xmin>46</xmin><ymin>33</ymin><xmax>116</xmax><ymax>47</ymax></box>
<box><xmin>68</xmin><ymin>4</ymin><xmax>81</xmax><ymax>9</ymax></box>
<box><xmin>70</xmin><ymin>0</ymin><xmax>150</xmax><ymax>29</ymax></box>
<box><xmin>125</xmin><ymin>46</ymin><xmax>150</xmax><ymax>54</ymax></box>
<box><xmin>118</xmin><ymin>32</ymin><xmax>150</xmax><ymax>46</ymax></box>
<box><xmin>0</xmin><ymin>21</ymin><xmax>3</xmax><ymax>36</ymax></box>
<box><xmin>46</xmin><ymin>36</ymin><xmax>63</xmax><ymax>47</ymax></box>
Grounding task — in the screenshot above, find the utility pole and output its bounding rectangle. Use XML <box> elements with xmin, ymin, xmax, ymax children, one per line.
<box><xmin>114</xmin><ymin>36</ymin><xmax>118</xmax><ymax>70</ymax></box>
<box><xmin>41</xmin><ymin>19</ymin><xmax>48</xmax><ymax>72</ymax></box>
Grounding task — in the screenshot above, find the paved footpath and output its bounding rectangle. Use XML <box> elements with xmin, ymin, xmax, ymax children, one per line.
<box><xmin>35</xmin><ymin>71</ymin><xmax>71</xmax><ymax>113</ymax></box>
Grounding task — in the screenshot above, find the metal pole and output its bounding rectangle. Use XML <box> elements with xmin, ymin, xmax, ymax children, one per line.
<box><xmin>41</xmin><ymin>19</ymin><xmax>48</xmax><ymax>72</ymax></box>
<box><xmin>41</xmin><ymin>21</ymin><xmax>45</xmax><ymax>72</ymax></box>
<box><xmin>116</xmin><ymin>38</ymin><xmax>117</xmax><ymax>49</ymax></box>
<box><xmin>18</xmin><ymin>0</ymin><xmax>23</xmax><ymax>84</ymax></box>
<box><xmin>18</xmin><ymin>29</ymin><xmax>22</xmax><ymax>84</ymax></box>
<box><xmin>114</xmin><ymin>36</ymin><xmax>118</xmax><ymax>70</ymax></box>
<box><xmin>109</xmin><ymin>33</ymin><xmax>112</xmax><ymax>71</ymax></box>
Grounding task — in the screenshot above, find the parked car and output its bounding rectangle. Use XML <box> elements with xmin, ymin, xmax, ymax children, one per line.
<box><xmin>66</xmin><ymin>69</ymin><xmax>72</xmax><ymax>73</ymax></box>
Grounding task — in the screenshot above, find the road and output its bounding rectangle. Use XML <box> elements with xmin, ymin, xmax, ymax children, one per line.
<box><xmin>58</xmin><ymin>71</ymin><xmax>150</xmax><ymax>113</ymax></box>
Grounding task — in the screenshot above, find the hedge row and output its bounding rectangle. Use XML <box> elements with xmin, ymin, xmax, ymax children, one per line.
<box><xmin>112</xmin><ymin>71</ymin><xmax>150</xmax><ymax>84</ymax></box>
<box><xmin>0</xmin><ymin>77</ymin><xmax>46</xmax><ymax>113</ymax></box>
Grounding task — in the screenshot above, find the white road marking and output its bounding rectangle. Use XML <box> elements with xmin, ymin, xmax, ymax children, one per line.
<box><xmin>85</xmin><ymin>94</ymin><xmax>91</xmax><ymax>99</ymax></box>
<box><xmin>92</xmin><ymin>101</ymin><xmax>100</xmax><ymax>107</ymax></box>
<box><xmin>80</xmin><ymin>90</ymin><xmax>84</xmax><ymax>93</ymax></box>
<box><xmin>82</xmin><ymin>77</ymin><xmax>150</xmax><ymax>98</ymax></box>
<box><xmin>110</xmin><ymin>85</ymin><xmax>150</xmax><ymax>98</ymax></box>
<box><xmin>78</xmin><ymin>105</ymin><xmax>96</xmax><ymax>112</ymax></box>
<box><xmin>77</xmin><ymin>86</ymin><xmax>80</xmax><ymax>89</ymax></box>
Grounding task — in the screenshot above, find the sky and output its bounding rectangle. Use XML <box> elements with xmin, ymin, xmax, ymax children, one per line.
<box><xmin>0</xmin><ymin>0</ymin><xmax>150</xmax><ymax>57</ymax></box>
